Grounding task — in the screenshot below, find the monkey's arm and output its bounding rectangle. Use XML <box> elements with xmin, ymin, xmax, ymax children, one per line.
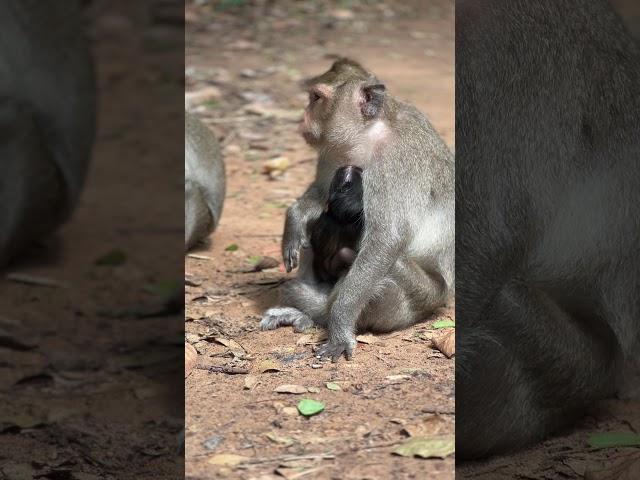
<box><xmin>282</xmin><ymin>182</ymin><xmax>326</xmax><ymax>272</ymax></box>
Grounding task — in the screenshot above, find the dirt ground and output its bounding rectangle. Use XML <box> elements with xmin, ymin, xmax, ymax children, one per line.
<box><xmin>185</xmin><ymin>1</ymin><xmax>455</xmax><ymax>479</ymax></box>
<box><xmin>458</xmin><ymin>397</ymin><xmax>640</xmax><ymax>479</ymax></box>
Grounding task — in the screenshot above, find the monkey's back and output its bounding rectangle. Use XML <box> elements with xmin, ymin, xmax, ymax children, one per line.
<box><xmin>184</xmin><ymin>112</ymin><xmax>226</xmax><ymax>250</ymax></box>
<box><xmin>0</xmin><ymin>1</ymin><xmax>95</xmax><ymax>266</ymax></box>
<box><xmin>371</xmin><ymin>98</ymin><xmax>455</xmax><ymax>290</ymax></box>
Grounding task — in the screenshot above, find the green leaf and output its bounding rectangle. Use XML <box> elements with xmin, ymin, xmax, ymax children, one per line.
<box><xmin>143</xmin><ymin>279</ymin><xmax>180</xmax><ymax>297</ymax></box>
<box><xmin>326</xmin><ymin>382</ymin><xmax>341</xmax><ymax>391</ymax></box>
<box><xmin>95</xmin><ymin>249</ymin><xmax>127</xmax><ymax>266</ymax></box>
<box><xmin>589</xmin><ymin>432</ymin><xmax>640</xmax><ymax>449</ymax></box>
<box><xmin>393</xmin><ymin>435</ymin><xmax>455</xmax><ymax>459</ymax></box>
<box><xmin>247</xmin><ymin>255</ymin><xmax>262</xmax><ymax>265</ymax></box>
<box><xmin>265</xmin><ymin>202</ymin><xmax>289</xmax><ymax>209</ymax></box>
<box><xmin>297</xmin><ymin>399</ymin><xmax>325</xmax><ymax>417</ymax></box>
<box><xmin>431</xmin><ymin>319</ymin><xmax>455</xmax><ymax>329</ymax></box>
<box><xmin>225</xmin><ymin>244</ymin><xmax>239</xmax><ymax>252</ymax></box>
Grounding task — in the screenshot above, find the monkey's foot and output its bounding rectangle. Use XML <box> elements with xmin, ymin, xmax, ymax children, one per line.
<box><xmin>260</xmin><ymin>307</ymin><xmax>313</xmax><ymax>332</ymax></box>
<box><xmin>316</xmin><ymin>338</ymin><xmax>356</xmax><ymax>362</ymax></box>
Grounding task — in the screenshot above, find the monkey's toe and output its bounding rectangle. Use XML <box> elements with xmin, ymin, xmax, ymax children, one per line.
<box><xmin>316</xmin><ymin>339</ymin><xmax>356</xmax><ymax>362</ymax></box>
<box><xmin>292</xmin><ymin>315</ymin><xmax>314</xmax><ymax>333</ymax></box>
<box><xmin>260</xmin><ymin>307</ymin><xmax>309</xmax><ymax>331</ymax></box>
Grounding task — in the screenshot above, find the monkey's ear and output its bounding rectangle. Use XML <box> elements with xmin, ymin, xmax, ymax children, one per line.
<box><xmin>361</xmin><ymin>83</ymin><xmax>386</xmax><ymax>118</ymax></box>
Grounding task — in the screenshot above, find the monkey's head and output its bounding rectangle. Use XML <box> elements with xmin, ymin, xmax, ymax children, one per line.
<box><xmin>300</xmin><ymin>58</ymin><xmax>387</xmax><ymax>151</ymax></box>
<box><xmin>327</xmin><ymin>165</ymin><xmax>364</xmax><ymax>225</ymax></box>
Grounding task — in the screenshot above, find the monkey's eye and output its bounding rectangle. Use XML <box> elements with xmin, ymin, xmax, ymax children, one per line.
<box><xmin>309</xmin><ymin>91</ymin><xmax>321</xmax><ymax>104</ymax></box>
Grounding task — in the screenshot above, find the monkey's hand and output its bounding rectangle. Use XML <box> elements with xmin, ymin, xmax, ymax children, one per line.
<box><xmin>282</xmin><ymin>206</ymin><xmax>310</xmax><ymax>272</ymax></box>
<box><xmin>316</xmin><ymin>336</ymin><xmax>356</xmax><ymax>362</ymax></box>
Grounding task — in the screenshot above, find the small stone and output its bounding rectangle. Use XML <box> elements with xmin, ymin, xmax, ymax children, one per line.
<box><xmin>240</xmin><ymin>69</ymin><xmax>257</xmax><ymax>78</ymax></box>
<box><xmin>330</xmin><ymin>9</ymin><xmax>354</xmax><ymax>20</ymax></box>
<box><xmin>223</xmin><ymin>144</ymin><xmax>242</xmax><ymax>155</ymax></box>
<box><xmin>228</xmin><ymin>39</ymin><xmax>259</xmax><ymax>50</ymax></box>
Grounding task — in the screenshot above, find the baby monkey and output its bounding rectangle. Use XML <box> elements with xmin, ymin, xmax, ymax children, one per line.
<box><xmin>309</xmin><ymin>166</ymin><xmax>364</xmax><ymax>283</ymax></box>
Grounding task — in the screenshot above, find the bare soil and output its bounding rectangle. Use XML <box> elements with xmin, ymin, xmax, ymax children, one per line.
<box><xmin>185</xmin><ymin>1</ymin><xmax>455</xmax><ymax>479</ymax></box>
<box><xmin>459</xmin><ymin>398</ymin><xmax>640</xmax><ymax>480</ymax></box>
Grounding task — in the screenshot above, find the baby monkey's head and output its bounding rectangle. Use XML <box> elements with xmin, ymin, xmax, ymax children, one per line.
<box><xmin>327</xmin><ymin>165</ymin><xmax>364</xmax><ymax>226</ymax></box>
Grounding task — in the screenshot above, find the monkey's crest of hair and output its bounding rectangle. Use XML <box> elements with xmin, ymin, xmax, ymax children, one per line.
<box><xmin>304</xmin><ymin>57</ymin><xmax>381</xmax><ymax>89</ymax></box>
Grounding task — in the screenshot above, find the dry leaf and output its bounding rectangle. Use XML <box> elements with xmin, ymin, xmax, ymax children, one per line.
<box><xmin>356</xmin><ymin>334</ymin><xmax>377</xmax><ymax>344</ymax></box>
<box><xmin>266</xmin><ymin>432</ymin><xmax>294</xmax><ymax>446</ymax></box>
<box><xmin>402</xmin><ymin>414</ymin><xmax>448</xmax><ymax>437</ymax></box>
<box><xmin>275</xmin><ymin>467</ymin><xmax>322</xmax><ymax>480</ymax></box>
<box><xmin>255</xmin><ymin>359</ymin><xmax>283</xmax><ymax>373</ymax></box>
<box><xmin>274</xmin><ymin>384</ymin><xmax>308</xmax><ymax>394</ymax></box>
<box><xmin>185</xmin><ymin>86</ymin><xmax>221</xmax><ymax>109</ymax></box>
<box><xmin>213</xmin><ymin>337</ymin><xmax>245</xmax><ymax>353</ymax></box>
<box><xmin>185</xmin><ymin>343</ymin><xmax>197</xmax><ymax>378</ymax></box>
<box><xmin>253</xmin><ymin>256</ymin><xmax>280</xmax><ymax>271</ymax></box>
<box><xmin>282</xmin><ymin>407</ymin><xmax>298</xmax><ymax>416</ymax></box>
<box><xmin>263</xmin><ymin>157</ymin><xmax>291</xmax><ymax>179</ymax></box>
<box><xmin>330</xmin><ymin>9</ymin><xmax>355</xmax><ymax>20</ymax></box>
<box><xmin>432</xmin><ymin>330</ymin><xmax>455</xmax><ymax>358</ymax></box>
<box><xmin>244</xmin><ymin>375</ymin><xmax>259</xmax><ymax>390</ymax></box>
<box><xmin>207</xmin><ymin>453</ymin><xmax>248</xmax><ymax>466</ymax></box>
<box><xmin>296</xmin><ymin>331</ymin><xmax>327</xmax><ymax>346</ymax></box>
<box><xmin>393</xmin><ymin>435</ymin><xmax>455</xmax><ymax>459</ymax></box>
<box><xmin>386</xmin><ymin>374</ymin><xmax>412</xmax><ymax>383</ymax></box>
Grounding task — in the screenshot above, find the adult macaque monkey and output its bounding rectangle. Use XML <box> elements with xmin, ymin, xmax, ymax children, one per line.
<box><xmin>261</xmin><ymin>59</ymin><xmax>454</xmax><ymax>361</ymax></box>
<box><xmin>184</xmin><ymin>112</ymin><xmax>225</xmax><ymax>251</ymax></box>
<box><xmin>0</xmin><ymin>1</ymin><xmax>95</xmax><ymax>267</ymax></box>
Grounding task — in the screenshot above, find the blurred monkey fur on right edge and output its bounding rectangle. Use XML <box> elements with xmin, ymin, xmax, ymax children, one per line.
<box><xmin>456</xmin><ymin>0</ymin><xmax>640</xmax><ymax>459</ymax></box>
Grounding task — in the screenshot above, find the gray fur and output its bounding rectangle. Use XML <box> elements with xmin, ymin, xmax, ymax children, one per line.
<box><xmin>184</xmin><ymin>111</ymin><xmax>225</xmax><ymax>250</ymax></box>
<box><xmin>456</xmin><ymin>0</ymin><xmax>640</xmax><ymax>459</ymax></box>
<box><xmin>262</xmin><ymin>59</ymin><xmax>454</xmax><ymax>361</ymax></box>
<box><xmin>0</xmin><ymin>1</ymin><xmax>95</xmax><ymax>266</ymax></box>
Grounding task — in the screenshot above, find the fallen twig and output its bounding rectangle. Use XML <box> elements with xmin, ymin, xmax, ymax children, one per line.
<box><xmin>197</xmin><ymin>365</ymin><xmax>249</xmax><ymax>375</ymax></box>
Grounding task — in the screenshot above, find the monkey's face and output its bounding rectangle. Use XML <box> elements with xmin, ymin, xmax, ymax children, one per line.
<box><xmin>299</xmin><ymin>83</ymin><xmax>332</xmax><ymax>146</ymax></box>
<box><xmin>300</xmin><ymin>59</ymin><xmax>386</xmax><ymax>151</ymax></box>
